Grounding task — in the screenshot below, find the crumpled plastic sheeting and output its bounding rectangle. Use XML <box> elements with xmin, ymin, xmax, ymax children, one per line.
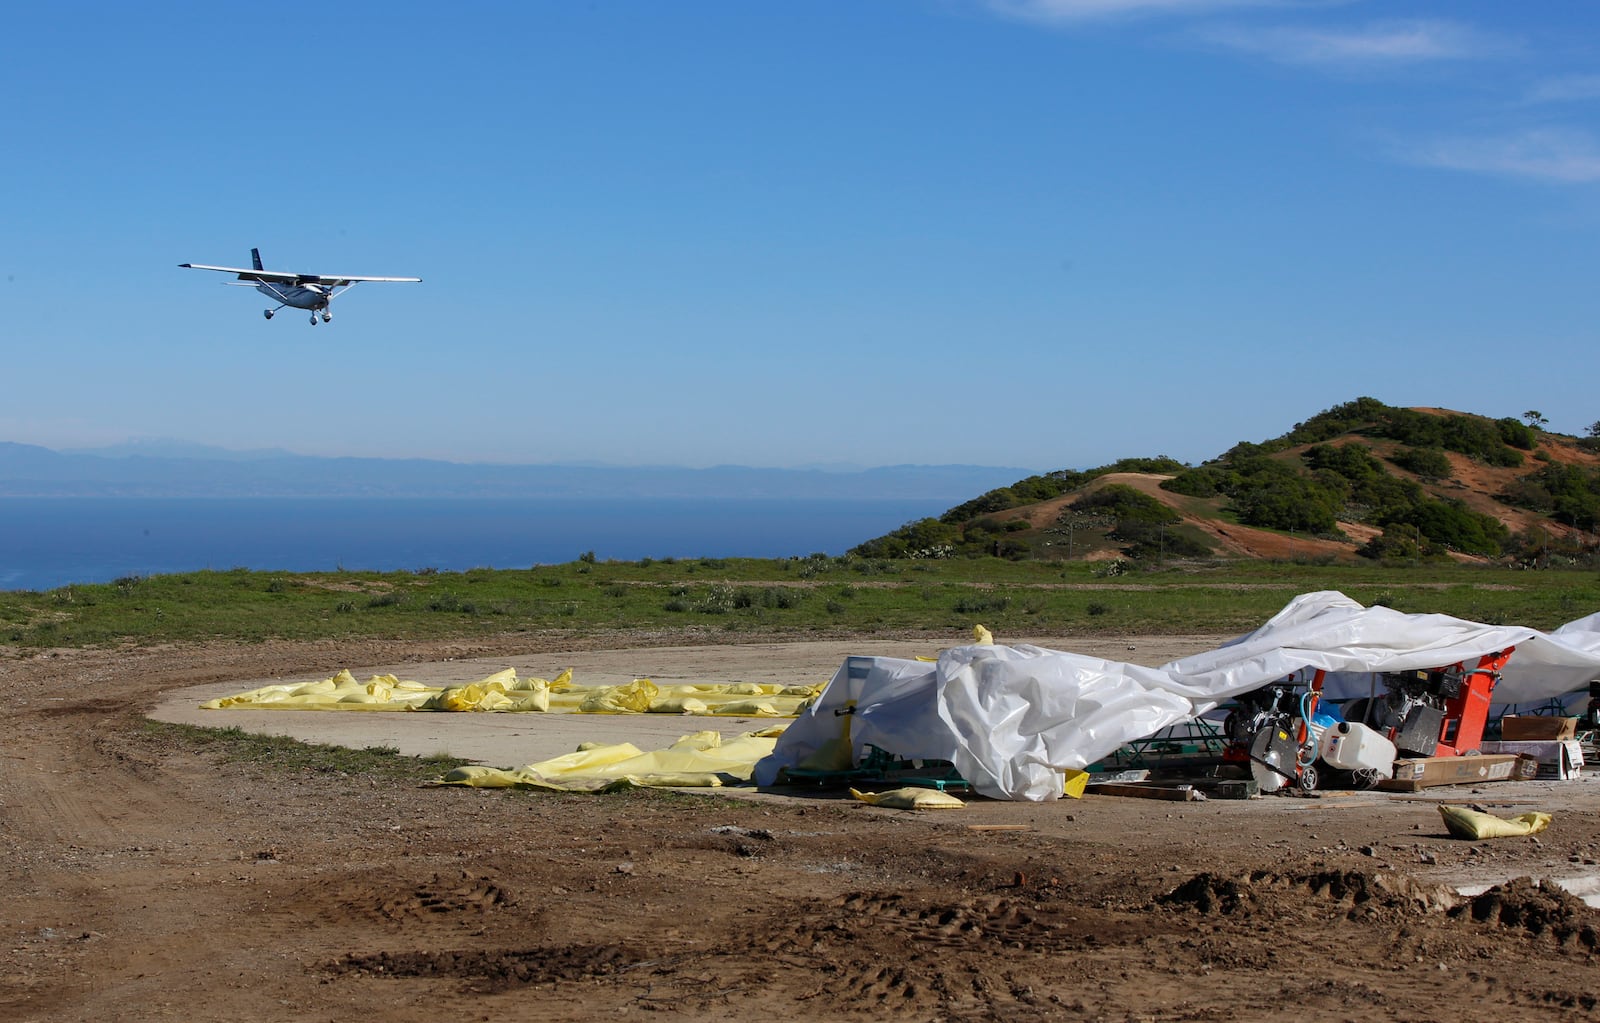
<box><xmin>202</xmin><ymin>668</ymin><xmax>822</xmax><ymax>717</ymax></box>
<box><xmin>1163</xmin><ymin>590</ymin><xmax>1600</xmax><ymax>709</ymax></box>
<box><xmin>429</xmin><ymin>729</ymin><xmax>783</xmax><ymax>791</ymax></box>
<box><xmin>757</xmin><ymin>591</ymin><xmax>1600</xmax><ymax>802</ymax></box>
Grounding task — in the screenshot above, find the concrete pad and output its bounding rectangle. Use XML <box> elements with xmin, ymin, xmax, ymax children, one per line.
<box><xmin>147</xmin><ymin>639</ymin><xmax>924</xmax><ymax>771</ymax></box>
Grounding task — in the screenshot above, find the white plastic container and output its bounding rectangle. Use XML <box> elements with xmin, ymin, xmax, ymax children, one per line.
<box><xmin>1320</xmin><ymin>721</ymin><xmax>1397</xmax><ymax>777</ymax></box>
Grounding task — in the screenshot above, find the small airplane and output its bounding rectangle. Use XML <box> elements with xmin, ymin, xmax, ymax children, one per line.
<box><xmin>179</xmin><ymin>248</ymin><xmax>421</xmax><ymax>324</ymax></box>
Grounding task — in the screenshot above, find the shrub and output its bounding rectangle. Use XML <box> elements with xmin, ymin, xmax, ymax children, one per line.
<box><xmin>1379</xmin><ymin>499</ymin><xmax>1508</xmax><ymax>556</ymax></box>
<box><xmin>1358</xmin><ymin>523</ymin><xmax>1427</xmax><ymax>561</ymax></box>
<box><xmin>1071</xmin><ymin>485</ymin><xmax>1179</xmax><ymax>525</ymax></box>
<box><xmin>1388</xmin><ymin>447</ymin><xmax>1453</xmax><ymax>481</ymax></box>
<box><xmin>1235</xmin><ymin>477</ymin><xmax>1340</xmax><ymax>534</ymax></box>
<box><xmin>1162</xmin><ymin>466</ymin><xmax>1229</xmax><ymax>498</ymax></box>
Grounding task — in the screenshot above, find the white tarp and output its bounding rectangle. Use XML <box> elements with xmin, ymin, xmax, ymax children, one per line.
<box><xmin>754</xmin><ymin>590</ymin><xmax>1600</xmax><ymax>802</ymax></box>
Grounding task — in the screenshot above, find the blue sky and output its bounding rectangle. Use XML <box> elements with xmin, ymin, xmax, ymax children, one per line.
<box><xmin>2</xmin><ymin>0</ymin><xmax>1597</xmax><ymax>472</ymax></box>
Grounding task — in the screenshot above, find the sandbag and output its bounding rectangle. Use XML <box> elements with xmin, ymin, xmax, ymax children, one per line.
<box><xmin>579</xmin><ymin>678</ymin><xmax>660</xmax><ymax>713</ymax></box>
<box><xmin>1438</xmin><ymin>804</ymin><xmax>1552</xmax><ymax>840</ymax></box>
<box><xmin>849</xmin><ymin>786</ymin><xmax>966</xmax><ymax>810</ymax></box>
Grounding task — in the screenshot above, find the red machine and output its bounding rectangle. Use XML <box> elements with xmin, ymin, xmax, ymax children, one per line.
<box><xmin>1222</xmin><ymin>650</ymin><xmax>1516</xmax><ymax>793</ymax></box>
<box><xmin>1354</xmin><ymin>648</ymin><xmax>1514</xmax><ymax>758</ymax></box>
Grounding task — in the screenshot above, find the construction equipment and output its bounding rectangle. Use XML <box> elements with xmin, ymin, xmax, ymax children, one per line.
<box><xmin>1221</xmin><ymin>669</ymin><xmax>1328</xmax><ymax>793</ymax></box>
<box><xmin>1344</xmin><ymin>648</ymin><xmax>1514</xmax><ymax>758</ymax></box>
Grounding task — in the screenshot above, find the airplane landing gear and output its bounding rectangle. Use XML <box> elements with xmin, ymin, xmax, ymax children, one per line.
<box><xmin>263</xmin><ymin>309</ymin><xmax>275</xmax><ymax>320</ymax></box>
<box><xmin>310</xmin><ymin>312</ymin><xmax>319</xmax><ymax>325</ymax></box>
<box><xmin>320</xmin><ymin>311</ymin><xmax>332</xmax><ymax>323</ymax></box>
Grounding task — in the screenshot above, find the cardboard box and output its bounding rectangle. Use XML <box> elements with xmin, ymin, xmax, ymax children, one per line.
<box><xmin>1379</xmin><ymin>753</ymin><xmax>1521</xmax><ymax>791</ymax></box>
<box><xmin>1500</xmin><ymin>715</ymin><xmax>1578</xmax><ymax>741</ymax></box>
<box><xmin>1481</xmin><ymin>739</ymin><xmax>1585</xmax><ymax>780</ymax></box>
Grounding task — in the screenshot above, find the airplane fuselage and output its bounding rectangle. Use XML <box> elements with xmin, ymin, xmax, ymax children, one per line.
<box><xmin>256</xmin><ymin>281</ymin><xmax>330</xmax><ymax>311</ymax></box>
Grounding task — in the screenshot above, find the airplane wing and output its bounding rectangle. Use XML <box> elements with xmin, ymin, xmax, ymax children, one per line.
<box><xmin>305</xmin><ymin>274</ymin><xmax>422</xmax><ymax>285</ymax></box>
<box><xmin>179</xmin><ymin>264</ymin><xmax>421</xmax><ymax>285</ymax></box>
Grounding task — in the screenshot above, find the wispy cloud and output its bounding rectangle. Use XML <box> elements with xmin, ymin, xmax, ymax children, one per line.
<box><xmin>1406</xmin><ymin>128</ymin><xmax>1600</xmax><ymax>184</ymax></box>
<box><xmin>1202</xmin><ymin>19</ymin><xmax>1516</xmax><ymax>68</ymax></box>
<box><xmin>985</xmin><ymin>0</ymin><xmax>1294</xmax><ymax>24</ymax></box>
<box><xmin>1525</xmin><ymin>74</ymin><xmax>1600</xmax><ymax>105</ymax></box>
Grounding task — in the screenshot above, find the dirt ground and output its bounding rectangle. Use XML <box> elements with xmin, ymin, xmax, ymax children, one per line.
<box><xmin>4</xmin><ymin>630</ymin><xmax>1600</xmax><ymax>1022</ymax></box>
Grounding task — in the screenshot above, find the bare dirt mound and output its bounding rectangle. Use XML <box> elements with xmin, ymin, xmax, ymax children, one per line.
<box><xmin>1452</xmin><ymin>876</ymin><xmax>1600</xmax><ymax>947</ymax></box>
<box><xmin>1158</xmin><ymin>867</ymin><xmax>1460</xmax><ymax>919</ymax></box>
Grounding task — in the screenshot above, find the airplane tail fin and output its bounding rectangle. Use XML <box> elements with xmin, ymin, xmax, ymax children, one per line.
<box><xmin>251</xmin><ymin>248</ymin><xmax>264</xmax><ymax>271</ymax></box>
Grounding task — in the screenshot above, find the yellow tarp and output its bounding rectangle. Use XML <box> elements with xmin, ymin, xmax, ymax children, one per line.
<box><xmin>201</xmin><ymin>667</ymin><xmax>824</xmax><ymax>717</ymax></box>
<box><xmin>429</xmin><ymin>729</ymin><xmax>785</xmax><ymax>791</ymax></box>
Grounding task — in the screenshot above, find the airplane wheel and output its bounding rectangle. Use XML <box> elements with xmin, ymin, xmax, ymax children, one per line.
<box><xmin>310</xmin><ymin>314</ymin><xmax>318</xmax><ymax>325</ymax></box>
<box><xmin>263</xmin><ymin>310</ymin><xmax>274</xmax><ymax>320</ymax></box>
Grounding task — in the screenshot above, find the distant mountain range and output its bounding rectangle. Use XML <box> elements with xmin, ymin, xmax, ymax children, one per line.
<box><xmin>0</xmin><ymin>442</ymin><xmax>1035</xmax><ymax>501</ymax></box>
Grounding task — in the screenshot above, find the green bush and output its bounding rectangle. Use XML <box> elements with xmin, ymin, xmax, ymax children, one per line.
<box><xmin>1235</xmin><ymin>476</ymin><xmax>1340</xmax><ymax>533</ymax></box>
<box><xmin>1501</xmin><ymin>463</ymin><xmax>1600</xmax><ymax>530</ymax></box>
<box><xmin>1071</xmin><ymin>484</ymin><xmax>1179</xmax><ymax>525</ymax></box>
<box><xmin>1379</xmin><ymin>499</ymin><xmax>1508</xmax><ymax>556</ymax></box>
<box><xmin>1161</xmin><ymin>467</ymin><xmax>1228</xmax><ymax>497</ymax></box>
<box><xmin>1388</xmin><ymin>447</ymin><xmax>1453</xmax><ymax>481</ymax></box>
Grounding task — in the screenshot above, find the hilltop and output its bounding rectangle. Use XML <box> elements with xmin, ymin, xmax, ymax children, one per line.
<box><xmin>853</xmin><ymin>398</ymin><xmax>1600</xmax><ymax>567</ymax></box>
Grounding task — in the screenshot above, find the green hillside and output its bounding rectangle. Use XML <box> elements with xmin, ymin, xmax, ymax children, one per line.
<box><xmin>851</xmin><ymin>398</ymin><xmax>1600</xmax><ymax>567</ymax></box>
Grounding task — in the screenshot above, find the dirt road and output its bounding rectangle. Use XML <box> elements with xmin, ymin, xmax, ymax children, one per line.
<box><xmin>4</xmin><ymin>631</ymin><xmax>1599</xmax><ymax>1022</ymax></box>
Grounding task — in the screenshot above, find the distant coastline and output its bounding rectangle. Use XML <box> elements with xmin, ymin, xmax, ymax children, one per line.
<box><xmin>0</xmin><ymin>495</ymin><xmax>955</xmax><ymax>592</ymax></box>
<box><xmin>0</xmin><ymin>441</ymin><xmax>1031</xmax><ymax>501</ymax></box>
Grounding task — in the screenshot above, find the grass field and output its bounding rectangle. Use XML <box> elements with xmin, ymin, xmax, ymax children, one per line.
<box><xmin>2</xmin><ymin>555</ymin><xmax>1596</xmax><ymax>648</ymax></box>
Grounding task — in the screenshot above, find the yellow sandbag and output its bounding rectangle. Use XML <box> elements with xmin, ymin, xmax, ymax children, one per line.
<box><xmin>510</xmin><ymin>668</ymin><xmax>563</xmax><ymax>692</ymax></box>
<box><xmin>711</xmin><ymin>699</ymin><xmax>781</xmax><ymax>717</ymax></box>
<box><xmin>432</xmin><ymin>730</ymin><xmax>781</xmax><ymax>791</ymax></box>
<box><xmin>507</xmin><ymin>690</ymin><xmax>550</xmax><ymax>712</ymax></box>
<box><xmin>648</xmin><ymin>696</ymin><xmax>710</xmax><ymax>715</ymax></box>
<box><xmin>428</xmin><ymin>684</ymin><xmax>491</xmax><ymax>712</ymax></box>
<box><xmin>475</xmin><ymin>690</ymin><xmax>514</xmax><ymax>712</ymax></box>
<box><xmin>438</xmin><ymin>765</ymin><xmax>527</xmax><ymax>788</ymax></box>
<box><xmin>630</xmin><ymin>772</ymin><xmax>725</xmax><ymax>788</ymax></box>
<box><xmin>579</xmin><ymin>678</ymin><xmax>660</xmax><ymax>713</ymax></box>
<box><xmin>973</xmin><ymin>624</ymin><xmax>994</xmax><ymax>645</ymax></box>
<box><xmin>850</xmin><ymin>786</ymin><xmax>966</xmax><ymax>810</ymax></box>
<box><xmin>1439</xmin><ymin>804</ymin><xmax>1553</xmax><ymax>840</ymax></box>
<box><xmin>337</xmin><ymin>693</ymin><xmax>391</xmax><ymax>705</ymax></box>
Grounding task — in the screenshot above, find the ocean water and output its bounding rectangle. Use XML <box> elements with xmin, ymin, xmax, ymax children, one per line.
<box><xmin>0</xmin><ymin>497</ymin><xmax>945</xmax><ymax>592</ymax></box>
